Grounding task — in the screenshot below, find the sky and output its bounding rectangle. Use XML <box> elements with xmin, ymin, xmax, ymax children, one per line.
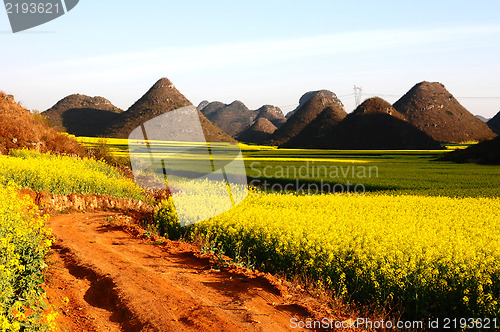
<box><xmin>1</xmin><ymin>0</ymin><xmax>500</xmax><ymax>117</ymax></box>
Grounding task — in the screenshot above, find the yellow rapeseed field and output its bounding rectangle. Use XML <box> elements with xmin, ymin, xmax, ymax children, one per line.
<box><xmin>157</xmin><ymin>191</ymin><xmax>500</xmax><ymax>319</ymax></box>
<box><xmin>0</xmin><ymin>149</ymin><xmax>144</xmax><ymax>199</ymax></box>
<box><xmin>0</xmin><ymin>185</ymin><xmax>55</xmax><ymax>331</ymax></box>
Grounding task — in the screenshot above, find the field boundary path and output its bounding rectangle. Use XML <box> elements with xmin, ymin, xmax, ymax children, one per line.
<box><xmin>44</xmin><ymin>212</ymin><xmax>349</xmax><ymax>331</ymax></box>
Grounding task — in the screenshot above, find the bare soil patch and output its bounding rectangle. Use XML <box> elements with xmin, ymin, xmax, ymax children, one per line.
<box><xmin>44</xmin><ymin>213</ymin><xmax>355</xmax><ymax>331</ymax></box>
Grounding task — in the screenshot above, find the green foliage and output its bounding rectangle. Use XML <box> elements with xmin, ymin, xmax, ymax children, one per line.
<box><xmin>154</xmin><ymin>198</ymin><xmax>186</xmax><ymax>240</ymax></box>
<box><xmin>84</xmin><ymin>137</ymin><xmax>130</xmax><ymax>168</ymax></box>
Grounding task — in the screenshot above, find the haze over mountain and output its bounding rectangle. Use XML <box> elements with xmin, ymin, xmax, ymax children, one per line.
<box><xmin>42</xmin><ymin>94</ymin><xmax>123</xmax><ymax>137</ymax></box>
<box><xmin>476</xmin><ymin>115</ymin><xmax>490</xmax><ymax>123</ymax></box>
<box><xmin>393</xmin><ymin>82</ymin><xmax>496</xmax><ymax>143</ymax></box>
<box><xmin>237</xmin><ymin>117</ymin><xmax>277</xmax><ymax>144</ymax></box>
<box><xmin>269</xmin><ymin>91</ymin><xmax>346</xmax><ymax>146</ymax></box>
<box><xmin>103</xmin><ymin>78</ymin><xmax>235</xmax><ymax>143</ymax></box>
<box><xmin>284</xmin><ymin>97</ymin><xmax>441</xmax><ymax>150</ymax></box>
<box><xmin>487</xmin><ymin>111</ymin><xmax>500</xmax><ymax>134</ymax></box>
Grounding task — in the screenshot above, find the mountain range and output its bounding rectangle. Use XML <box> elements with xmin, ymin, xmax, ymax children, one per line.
<box><xmin>40</xmin><ymin>79</ymin><xmax>498</xmax><ymax>150</ymax></box>
<box><xmin>283</xmin><ymin>97</ymin><xmax>441</xmax><ymax>150</ymax></box>
<box><xmin>278</xmin><ymin>82</ymin><xmax>496</xmax><ymax>149</ymax></box>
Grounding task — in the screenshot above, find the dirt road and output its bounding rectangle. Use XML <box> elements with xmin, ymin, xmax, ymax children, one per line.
<box><xmin>44</xmin><ymin>213</ymin><xmax>346</xmax><ymax>331</ymax></box>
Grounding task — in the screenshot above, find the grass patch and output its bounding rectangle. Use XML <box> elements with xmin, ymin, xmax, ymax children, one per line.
<box><xmin>242</xmin><ymin>147</ymin><xmax>500</xmax><ymax>198</ymax></box>
<box><xmin>84</xmin><ymin>138</ymin><xmax>500</xmax><ymax>198</ymax></box>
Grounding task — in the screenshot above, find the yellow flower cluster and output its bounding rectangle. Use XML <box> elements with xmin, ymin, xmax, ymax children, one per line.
<box><xmin>0</xmin><ymin>185</ymin><xmax>53</xmax><ymax>331</ymax></box>
<box><xmin>0</xmin><ymin>149</ymin><xmax>144</xmax><ymax>200</ymax></box>
<box><xmin>164</xmin><ymin>192</ymin><xmax>500</xmax><ymax>319</ymax></box>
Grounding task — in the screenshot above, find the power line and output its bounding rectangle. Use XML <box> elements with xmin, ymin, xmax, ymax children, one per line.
<box><xmin>362</xmin><ymin>92</ymin><xmax>401</xmax><ymax>98</ymax></box>
<box><xmin>337</xmin><ymin>93</ymin><xmax>355</xmax><ymax>98</ymax></box>
<box><xmin>276</xmin><ymin>92</ymin><xmax>500</xmax><ymax>110</ymax></box>
<box><xmin>343</xmin><ymin>92</ymin><xmax>500</xmax><ymax>99</ymax></box>
<box><xmin>455</xmin><ymin>96</ymin><xmax>500</xmax><ymax>99</ymax></box>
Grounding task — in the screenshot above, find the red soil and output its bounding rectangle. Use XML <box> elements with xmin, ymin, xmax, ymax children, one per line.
<box><xmin>44</xmin><ymin>213</ymin><xmax>357</xmax><ymax>331</ymax></box>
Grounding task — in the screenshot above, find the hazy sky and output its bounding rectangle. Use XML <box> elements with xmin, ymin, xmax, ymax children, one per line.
<box><xmin>1</xmin><ymin>0</ymin><xmax>500</xmax><ymax>117</ymax></box>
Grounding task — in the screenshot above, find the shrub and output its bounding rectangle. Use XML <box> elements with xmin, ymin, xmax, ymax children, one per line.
<box><xmin>0</xmin><ymin>92</ymin><xmax>83</xmax><ymax>156</ymax></box>
<box><xmin>84</xmin><ymin>137</ymin><xmax>130</xmax><ymax>169</ymax></box>
<box><xmin>153</xmin><ymin>198</ymin><xmax>187</xmax><ymax>240</ymax></box>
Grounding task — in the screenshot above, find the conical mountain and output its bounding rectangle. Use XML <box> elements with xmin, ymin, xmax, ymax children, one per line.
<box><xmin>104</xmin><ymin>78</ymin><xmax>191</xmax><ymax>137</ymax></box>
<box><xmin>286</xmin><ymin>90</ymin><xmax>342</xmax><ymax>119</ymax></box>
<box><xmin>42</xmin><ymin>94</ymin><xmax>123</xmax><ymax>137</ymax></box>
<box><xmin>286</xmin><ymin>97</ymin><xmax>441</xmax><ymax>150</ymax></box>
<box><xmin>104</xmin><ymin>78</ymin><xmax>235</xmax><ymax>142</ymax></box>
<box><xmin>254</xmin><ymin>105</ymin><xmax>286</xmax><ymax>128</ymax></box>
<box><xmin>352</xmin><ymin>97</ymin><xmax>406</xmax><ymax>120</ymax></box>
<box><xmin>237</xmin><ymin>118</ymin><xmax>277</xmax><ymax>144</ymax></box>
<box><xmin>393</xmin><ymin>81</ymin><xmax>496</xmax><ymax>143</ymax></box>
<box><xmin>487</xmin><ymin>111</ymin><xmax>500</xmax><ymax>134</ymax></box>
<box><xmin>200</xmin><ymin>100</ymin><xmax>257</xmax><ymax>137</ymax></box>
<box><xmin>283</xmin><ymin>106</ymin><xmax>347</xmax><ymax>148</ymax></box>
<box><xmin>269</xmin><ymin>92</ymin><xmax>346</xmax><ymax>146</ymax></box>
